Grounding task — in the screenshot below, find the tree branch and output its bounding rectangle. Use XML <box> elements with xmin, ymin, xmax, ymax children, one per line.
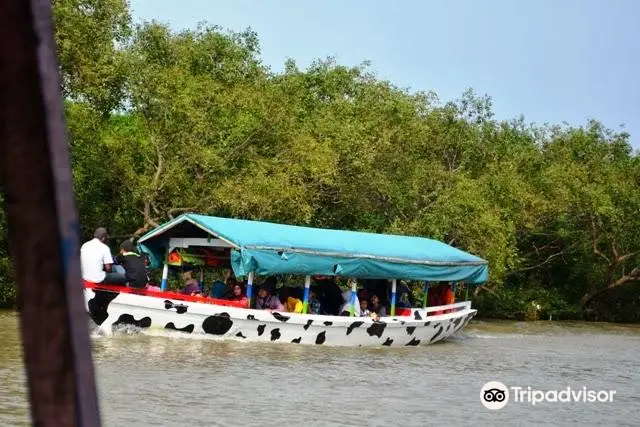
<box><xmin>167</xmin><ymin>207</ymin><xmax>195</xmax><ymax>219</ymax></box>
<box><xmin>617</xmin><ymin>251</ymin><xmax>640</xmax><ymax>263</ymax></box>
<box><xmin>511</xmin><ymin>244</ymin><xmax>576</xmax><ymax>274</ymax></box>
<box><xmin>591</xmin><ymin>220</ymin><xmax>611</xmax><ymax>264</ymax></box>
<box><xmin>581</xmin><ymin>266</ymin><xmax>640</xmax><ymax>307</ymax></box>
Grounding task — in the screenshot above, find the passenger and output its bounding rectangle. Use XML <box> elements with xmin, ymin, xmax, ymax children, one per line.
<box><xmin>440</xmin><ymin>283</ymin><xmax>455</xmax><ymax>313</ymax></box>
<box><xmin>285</xmin><ymin>294</ymin><xmax>303</xmax><ymax>313</ymax></box>
<box><xmin>113</xmin><ymin>240</ymin><xmax>147</xmax><ymax>288</ymax></box>
<box><xmin>255</xmin><ymin>285</ymin><xmax>285</xmax><ymax>311</ymax></box>
<box><xmin>308</xmin><ymin>287</ymin><xmax>322</xmax><ymax>314</ymax></box>
<box><xmin>313</xmin><ymin>276</ymin><xmax>343</xmax><ymax>315</ymax></box>
<box><xmin>80</xmin><ymin>227</ymin><xmax>126</xmax><ymax>285</ymax></box>
<box><xmin>395</xmin><ymin>281</ymin><xmax>412</xmax><ymax>308</ymax></box>
<box><xmin>223</xmin><ymin>276</ymin><xmax>237</xmax><ymax>298</ymax></box>
<box><xmin>427</xmin><ymin>284</ymin><xmax>441</xmax><ymax>307</ymax></box>
<box><xmin>369</xmin><ymin>294</ymin><xmax>387</xmax><ymax>317</ymax></box>
<box><xmin>397</xmin><ymin>292</ymin><xmax>411</xmax><ymax>308</ymax></box>
<box><xmin>339</xmin><ymin>287</ymin><xmax>361</xmax><ymax>316</ymax></box>
<box><xmin>210</xmin><ymin>279</ymin><xmax>227</xmax><ymax>298</ymax></box>
<box><xmin>360</xmin><ymin>298</ymin><xmax>371</xmax><ymax>317</ymax></box>
<box><xmin>181</xmin><ymin>271</ymin><xmax>202</xmax><ymax>296</ymax></box>
<box><xmin>181</xmin><ymin>282</ymin><xmax>202</xmax><ymax>296</ymax></box>
<box><xmin>440</xmin><ymin>284</ymin><xmax>455</xmax><ymax>305</ymax></box>
<box><xmin>229</xmin><ymin>283</ymin><xmax>248</xmax><ymax>306</ymax></box>
<box><xmin>262</xmin><ymin>276</ymin><xmax>278</xmax><ymax>294</ymax></box>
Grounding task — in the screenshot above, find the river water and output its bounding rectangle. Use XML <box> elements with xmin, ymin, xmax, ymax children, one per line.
<box><xmin>1</xmin><ymin>311</ymin><xmax>639</xmax><ymax>427</ymax></box>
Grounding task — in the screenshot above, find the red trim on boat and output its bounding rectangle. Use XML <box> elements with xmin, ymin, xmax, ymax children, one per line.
<box><xmin>83</xmin><ymin>281</ymin><xmax>246</xmax><ymax>307</ymax></box>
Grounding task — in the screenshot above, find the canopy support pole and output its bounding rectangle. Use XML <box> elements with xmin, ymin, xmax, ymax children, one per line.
<box><xmin>160</xmin><ymin>262</ymin><xmax>169</xmax><ymax>291</ymax></box>
<box><xmin>423</xmin><ymin>282</ymin><xmax>429</xmax><ymax>317</ymax></box>
<box><xmin>465</xmin><ymin>284</ymin><xmax>470</xmax><ymax>301</ymax></box>
<box><xmin>390</xmin><ymin>279</ymin><xmax>397</xmax><ymax>316</ymax></box>
<box><xmin>349</xmin><ymin>279</ymin><xmax>357</xmax><ymax>317</ymax></box>
<box><xmin>199</xmin><ymin>267</ymin><xmax>204</xmax><ymax>293</ymax></box>
<box><xmin>302</xmin><ymin>275</ymin><xmax>311</xmax><ymax>314</ymax></box>
<box><xmin>246</xmin><ymin>272</ymin><xmax>254</xmax><ymax>308</ymax></box>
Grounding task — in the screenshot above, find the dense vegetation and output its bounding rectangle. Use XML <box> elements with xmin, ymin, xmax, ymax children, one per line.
<box><xmin>1</xmin><ymin>0</ymin><xmax>638</xmax><ymax>321</ymax></box>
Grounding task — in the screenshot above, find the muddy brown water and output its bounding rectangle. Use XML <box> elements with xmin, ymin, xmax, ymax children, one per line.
<box><xmin>1</xmin><ymin>311</ymin><xmax>639</xmax><ymax>426</ymax></box>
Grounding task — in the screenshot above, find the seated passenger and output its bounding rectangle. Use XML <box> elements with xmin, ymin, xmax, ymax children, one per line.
<box><xmin>395</xmin><ymin>281</ymin><xmax>412</xmax><ymax>307</ymax></box>
<box><xmin>369</xmin><ymin>294</ymin><xmax>386</xmax><ymax>317</ymax></box>
<box><xmin>360</xmin><ymin>298</ymin><xmax>371</xmax><ymax>317</ymax></box>
<box><xmin>181</xmin><ymin>271</ymin><xmax>202</xmax><ymax>296</ymax></box>
<box><xmin>427</xmin><ymin>284</ymin><xmax>442</xmax><ymax>307</ymax></box>
<box><xmin>440</xmin><ymin>284</ymin><xmax>455</xmax><ymax>305</ymax></box>
<box><xmin>313</xmin><ymin>276</ymin><xmax>343</xmax><ymax>315</ymax></box>
<box><xmin>255</xmin><ymin>285</ymin><xmax>285</xmax><ymax>311</ymax></box>
<box><xmin>114</xmin><ymin>240</ymin><xmax>147</xmax><ymax>288</ymax></box>
<box><xmin>308</xmin><ymin>287</ymin><xmax>322</xmax><ymax>314</ymax></box>
<box><xmin>339</xmin><ymin>288</ymin><xmax>361</xmax><ymax>316</ymax></box>
<box><xmin>396</xmin><ymin>292</ymin><xmax>411</xmax><ymax>308</ymax></box>
<box><xmin>285</xmin><ymin>294</ymin><xmax>303</xmax><ymax>313</ymax></box>
<box><xmin>229</xmin><ymin>283</ymin><xmax>248</xmax><ymax>305</ymax></box>
<box><xmin>80</xmin><ymin>227</ymin><xmax>126</xmax><ymax>285</ymax></box>
<box><xmin>181</xmin><ymin>282</ymin><xmax>202</xmax><ymax>296</ymax></box>
<box><xmin>210</xmin><ymin>280</ymin><xmax>227</xmax><ymax>298</ymax></box>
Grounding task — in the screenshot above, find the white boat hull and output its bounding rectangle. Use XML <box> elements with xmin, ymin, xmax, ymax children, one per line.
<box><xmin>84</xmin><ymin>288</ymin><xmax>476</xmax><ymax>347</ymax></box>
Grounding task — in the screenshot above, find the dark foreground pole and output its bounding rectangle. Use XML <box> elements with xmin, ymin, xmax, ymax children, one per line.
<box><xmin>0</xmin><ymin>1</ymin><xmax>101</xmax><ymax>426</ymax></box>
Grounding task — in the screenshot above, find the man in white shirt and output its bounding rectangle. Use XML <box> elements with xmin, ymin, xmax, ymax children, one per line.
<box><xmin>80</xmin><ymin>227</ymin><xmax>125</xmax><ymax>284</ymax></box>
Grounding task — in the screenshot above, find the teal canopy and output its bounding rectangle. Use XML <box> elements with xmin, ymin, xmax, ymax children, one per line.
<box><xmin>137</xmin><ymin>213</ymin><xmax>489</xmax><ymax>283</ymax></box>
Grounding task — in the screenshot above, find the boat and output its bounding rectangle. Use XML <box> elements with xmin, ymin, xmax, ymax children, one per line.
<box><xmin>84</xmin><ymin>213</ymin><xmax>489</xmax><ymax>347</ymax></box>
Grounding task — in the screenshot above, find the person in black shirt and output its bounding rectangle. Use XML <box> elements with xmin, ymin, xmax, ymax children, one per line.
<box><xmin>114</xmin><ymin>240</ymin><xmax>147</xmax><ymax>288</ymax></box>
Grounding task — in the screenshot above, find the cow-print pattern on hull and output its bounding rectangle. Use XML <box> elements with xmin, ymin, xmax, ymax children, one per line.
<box><xmin>272</xmin><ymin>312</ymin><xmax>290</xmax><ymax>322</ymax></box>
<box><xmin>406</xmin><ymin>337</ymin><xmax>421</xmax><ymax>346</ymax></box>
<box><xmin>303</xmin><ymin>319</ymin><xmax>313</xmax><ymax>330</ymax></box>
<box><xmin>430</xmin><ymin>326</ymin><xmax>444</xmax><ymax>343</ymax></box>
<box><xmin>88</xmin><ymin>290</ymin><xmax>119</xmax><ymax>325</ymax></box>
<box><xmin>366</xmin><ymin>322</ymin><xmax>386</xmax><ymax>338</ymax></box>
<box><xmin>164</xmin><ymin>300</ymin><xmax>188</xmax><ymax>314</ymax></box>
<box><xmin>113</xmin><ymin>314</ymin><xmax>151</xmax><ymax>329</ymax></box>
<box><xmin>165</xmin><ymin>322</ymin><xmax>195</xmax><ymax>333</ymax></box>
<box><xmin>84</xmin><ymin>288</ymin><xmax>476</xmax><ymax>347</ymax></box>
<box><xmin>202</xmin><ymin>313</ymin><xmax>233</xmax><ymax>335</ymax></box>
<box><xmin>346</xmin><ymin>321</ymin><xmax>363</xmax><ymax>335</ymax></box>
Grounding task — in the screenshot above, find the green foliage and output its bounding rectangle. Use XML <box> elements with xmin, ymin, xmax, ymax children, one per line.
<box><xmin>0</xmin><ymin>2</ymin><xmax>639</xmax><ymax>321</ymax></box>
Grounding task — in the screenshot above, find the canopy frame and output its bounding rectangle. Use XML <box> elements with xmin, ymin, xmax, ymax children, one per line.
<box><xmin>137</xmin><ymin>213</ymin><xmax>489</xmax><ymax>284</ymax></box>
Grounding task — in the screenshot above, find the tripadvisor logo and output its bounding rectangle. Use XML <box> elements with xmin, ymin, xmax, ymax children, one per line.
<box><xmin>480</xmin><ymin>382</ymin><xmax>616</xmax><ymax>410</ymax></box>
<box><xmin>481</xmin><ymin>381</ymin><xmax>509</xmax><ymax>410</ymax></box>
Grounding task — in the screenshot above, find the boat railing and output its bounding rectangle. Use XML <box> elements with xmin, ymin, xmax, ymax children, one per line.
<box><xmin>422</xmin><ymin>301</ymin><xmax>472</xmax><ymax>316</ymax></box>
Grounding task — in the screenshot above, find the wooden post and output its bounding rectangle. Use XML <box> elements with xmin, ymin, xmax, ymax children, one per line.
<box><xmin>0</xmin><ymin>0</ymin><xmax>101</xmax><ymax>425</ymax></box>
